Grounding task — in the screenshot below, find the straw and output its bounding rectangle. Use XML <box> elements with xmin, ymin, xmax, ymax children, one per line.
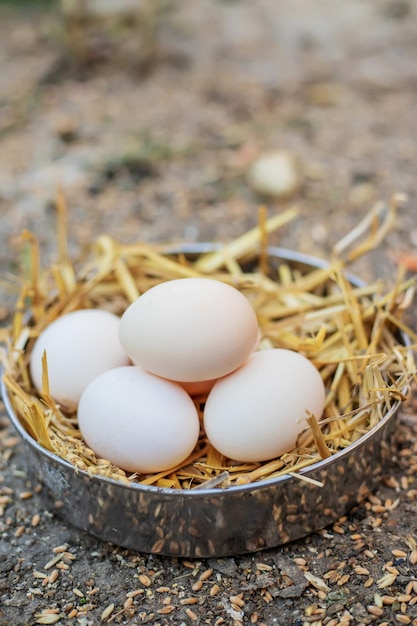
<box><xmin>1</xmin><ymin>195</ymin><xmax>415</xmax><ymax>489</ymax></box>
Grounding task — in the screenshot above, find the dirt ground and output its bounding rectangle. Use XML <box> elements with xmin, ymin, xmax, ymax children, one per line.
<box><xmin>1</xmin><ymin>1</ymin><xmax>417</xmax><ymax>624</ymax></box>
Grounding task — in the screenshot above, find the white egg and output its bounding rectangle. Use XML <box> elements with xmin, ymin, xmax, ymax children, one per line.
<box><xmin>118</xmin><ymin>277</ymin><xmax>259</xmax><ymax>382</ymax></box>
<box><xmin>30</xmin><ymin>309</ymin><xmax>130</xmax><ymax>406</ymax></box>
<box><xmin>77</xmin><ymin>366</ymin><xmax>200</xmax><ymax>474</ymax></box>
<box><xmin>203</xmin><ymin>349</ymin><xmax>326</xmax><ymax>463</ymax></box>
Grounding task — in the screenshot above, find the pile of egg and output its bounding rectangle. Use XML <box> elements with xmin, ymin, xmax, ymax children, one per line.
<box><xmin>29</xmin><ymin>278</ymin><xmax>326</xmax><ymax>475</ymax></box>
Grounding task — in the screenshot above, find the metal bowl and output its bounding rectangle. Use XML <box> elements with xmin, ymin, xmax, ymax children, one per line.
<box><xmin>0</xmin><ymin>246</ymin><xmax>407</xmax><ymax>558</ymax></box>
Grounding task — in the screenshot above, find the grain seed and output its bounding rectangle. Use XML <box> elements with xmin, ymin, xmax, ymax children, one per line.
<box><xmin>126</xmin><ymin>589</ymin><xmax>145</xmax><ymax>598</ymax></box>
<box><xmin>101</xmin><ymin>604</ymin><xmax>114</xmax><ymax>621</ymax></box>
<box><xmin>53</xmin><ymin>544</ymin><xmax>68</xmax><ymax>553</ymax></box>
<box><xmin>210</xmin><ymin>584</ymin><xmax>220</xmax><ymax>596</ymax></box>
<box><xmin>138</xmin><ymin>574</ymin><xmax>152</xmax><ymax>587</ymax></box>
<box><xmin>14</xmin><ymin>525</ymin><xmax>25</xmax><ymax>537</ymax></box>
<box><xmin>44</xmin><ymin>554</ymin><xmax>63</xmax><ymax>570</ymax></box>
<box><xmin>48</xmin><ymin>569</ymin><xmax>59</xmax><ymax>584</ymax></box>
<box><xmin>180</xmin><ymin>597</ymin><xmax>198</xmax><ymax>605</ymax></box>
<box><xmin>34</xmin><ymin>614</ymin><xmax>61</xmax><ymax>625</ymax></box>
<box><xmin>157</xmin><ymin>605</ymin><xmax>175</xmax><ymax>614</ymax></box>
<box><xmin>199</xmin><ymin>568</ymin><xmax>213</xmax><ymax>581</ymax></box>
<box><xmin>381</xmin><ymin>595</ymin><xmax>396</xmax><ymax>605</ymax></box>
<box><xmin>409</xmin><ymin>550</ymin><xmax>417</xmax><ymax>565</ymax></box>
<box><xmin>367</xmin><ymin>605</ymin><xmax>384</xmax><ymax>617</ymax></box>
<box><xmin>337</xmin><ymin>574</ymin><xmax>350</xmax><ymax>586</ymax></box>
<box><xmin>192</xmin><ymin>580</ymin><xmax>203</xmax><ymax>592</ymax></box>
<box><xmin>87</xmin><ymin>587</ymin><xmax>100</xmax><ymax>596</ymax></box>
<box><xmin>72</xmin><ymin>588</ymin><xmax>84</xmax><ymax>598</ymax></box>
<box><xmin>392</xmin><ymin>549</ymin><xmax>407</xmax><ymax>558</ymax></box>
<box><xmin>19</xmin><ymin>490</ymin><xmax>33</xmax><ymax>500</ymax></box>
<box><xmin>256</xmin><ymin>563</ymin><xmax>273</xmax><ymax>572</ymax></box>
<box><xmin>377</xmin><ymin>573</ymin><xmax>397</xmax><ymax>589</ymax></box>
<box><xmin>304</xmin><ymin>572</ymin><xmax>330</xmax><ymax>592</ymax></box>
<box><xmin>185</xmin><ymin>608</ymin><xmax>198</xmax><ymax>621</ymax></box>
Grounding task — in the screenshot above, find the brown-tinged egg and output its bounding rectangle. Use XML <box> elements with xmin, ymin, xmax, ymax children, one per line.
<box><xmin>118</xmin><ymin>277</ymin><xmax>259</xmax><ymax>382</ymax></box>
<box><xmin>203</xmin><ymin>349</ymin><xmax>326</xmax><ymax>463</ymax></box>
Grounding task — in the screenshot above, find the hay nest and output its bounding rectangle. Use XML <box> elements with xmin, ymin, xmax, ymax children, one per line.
<box><xmin>1</xmin><ymin>195</ymin><xmax>416</xmax><ymax>490</ymax></box>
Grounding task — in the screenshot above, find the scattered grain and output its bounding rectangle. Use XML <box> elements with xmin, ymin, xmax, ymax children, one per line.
<box><xmin>180</xmin><ymin>597</ymin><xmax>198</xmax><ymax>605</ymax></box>
<box><xmin>126</xmin><ymin>589</ymin><xmax>145</xmax><ymax>598</ymax></box>
<box><xmin>101</xmin><ymin>603</ymin><xmax>115</xmax><ymax>621</ymax></box>
<box><xmin>381</xmin><ymin>595</ymin><xmax>396</xmax><ymax>605</ymax></box>
<box><xmin>374</xmin><ymin>593</ymin><xmax>383</xmax><ymax>607</ymax></box>
<box><xmin>48</xmin><ymin>569</ymin><xmax>59</xmax><ymax>584</ymax></box>
<box><xmin>19</xmin><ymin>491</ymin><xmax>33</xmax><ymax>500</ymax></box>
<box><xmin>256</xmin><ymin>563</ymin><xmax>273</xmax><ymax>572</ymax></box>
<box><xmin>87</xmin><ymin>587</ymin><xmax>100</xmax><ymax>596</ymax></box>
<box><xmin>124</xmin><ymin>597</ymin><xmax>133</xmax><ymax>609</ymax></box>
<box><xmin>34</xmin><ymin>613</ymin><xmax>61</xmax><ymax>625</ymax></box>
<box><xmin>53</xmin><ymin>544</ymin><xmax>68</xmax><ymax>553</ymax></box>
<box><xmin>192</xmin><ymin>580</ymin><xmax>203</xmax><ymax>592</ymax></box>
<box><xmin>409</xmin><ymin>551</ymin><xmax>417</xmax><ymax>565</ymax></box>
<box><xmin>185</xmin><ymin>608</ymin><xmax>198</xmax><ymax>621</ymax></box>
<box><xmin>367</xmin><ymin>605</ymin><xmax>384</xmax><ymax>617</ymax></box>
<box><xmin>397</xmin><ymin>595</ymin><xmax>412</xmax><ymax>603</ymax></box>
<box><xmin>44</xmin><ymin>554</ymin><xmax>63</xmax><ymax>570</ymax></box>
<box><xmin>14</xmin><ymin>525</ymin><xmax>25</xmax><ymax>537</ymax></box>
<box><xmin>392</xmin><ymin>550</ymin><xmax>407</xmax><ymax>558</ymax></box>
<box><xmin>199</xmin><ymin>568</ymin><xmax>213</xmax><ymax>581</ymax></box>
<box><xmin>157</xmin><ymin>605</ymin><xmax>175</xmax><ymax>614</ymax></box>
<box><xmin>230</xmin><ymin>594</ymin><xmax>245</xmax><ymax>607</ymax></box>
<box><xmin>139</xmin><ymin>574</ymin><xmax>152</xmax><ymax>587</ymax></box>
<box><xmin>377</xmin><ymin>573</ymin><xmax>398</xmax><ymax>589</ymax></box>
<box><xmin>210</xmin><ymin>584</ymin><xmax>220</xmax><ymax>596</ymax></box>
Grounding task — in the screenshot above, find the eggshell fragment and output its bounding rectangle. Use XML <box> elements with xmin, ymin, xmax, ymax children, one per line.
<box><xmin>30</xmin><ymin>309</ymin><xmax>130</xmax><ymax>406</ymax></box>
<box><xmin>203</xmin><ymin>349</ymin><xmax>326</xmax><ymax>463</ymax></box>
<box><xmin>118</xmin><ymin>277</ymin><xmax>259</xmax><ymax>382</ymax></box>
<box><xmin>77</xmin><ymin>366</ymin><xmax>200</xmax><ymax>474</ymax></box>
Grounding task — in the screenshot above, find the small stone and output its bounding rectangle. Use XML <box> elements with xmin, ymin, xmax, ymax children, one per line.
<box><xmin>248</xmin><ymin>150</ymin><xmax>301</xmax><ymax>199</ymax></box>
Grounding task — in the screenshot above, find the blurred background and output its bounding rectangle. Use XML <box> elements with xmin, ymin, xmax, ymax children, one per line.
<box><xmin>0</xmin><ymin>0</ymin><xmax>416</xmax><ymax>316</ymax></box>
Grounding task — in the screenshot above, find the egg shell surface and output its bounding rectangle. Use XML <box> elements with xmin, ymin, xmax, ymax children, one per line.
<box><xmin>118</xmin><ymin>277</ymin><xmax>259</xmax><ymax>382</ymax></box>
<box><xmin>178</xmin><ymin>378</ymin><xmax>218</xmax><ymax>396</ymax></box>
<box><xmin>203</xmin><ymin>349</ymin><xmax>326</xmax><ymax>463</ymax></box>
<box><xmin>30</xmin><ymin>309</ymin><xmax>130</xmax><ymax>406</ymax></box>
<box><xmin>77</xmin><ymin>365</ymin><xmax>200</xmax><ymax>474</ymax></box>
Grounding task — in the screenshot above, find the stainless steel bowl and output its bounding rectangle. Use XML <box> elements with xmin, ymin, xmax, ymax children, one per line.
<box><xmin>0</xmin><ymin>246</ymin><xmax>406</xmax><ymax>558</ymax></box>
